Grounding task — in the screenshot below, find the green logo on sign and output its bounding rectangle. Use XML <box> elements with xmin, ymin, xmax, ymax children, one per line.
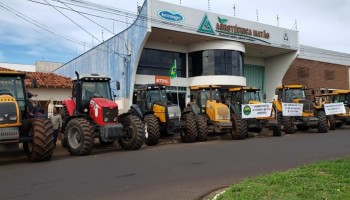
<box><xmin>243</xmin><ymin>105</ymin><xmax>252</xmax><ymax>116</ymax></box>
<box><xmin>197</xmin><ymin>14</ymin><xmax>215</xmax><ymax>35</ymax></box>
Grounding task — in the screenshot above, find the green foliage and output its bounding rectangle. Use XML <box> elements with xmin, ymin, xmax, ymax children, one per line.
<box><xmin>217</xmin><ymin>158</ymin><xmax>350</xmax><ymax>200</ymax></box>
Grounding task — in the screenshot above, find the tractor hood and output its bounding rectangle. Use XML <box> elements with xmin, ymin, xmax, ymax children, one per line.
<box><xmin>91</xmin><ymin>98</ymin><xmax>118</xmax><ymax>109</ymax></box>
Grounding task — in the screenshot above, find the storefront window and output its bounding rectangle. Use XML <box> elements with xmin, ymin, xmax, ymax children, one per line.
<box><xmin>188</xmin><ymin>50</ymin><xmax>244</xmax><ymax>77</ymax></box>
<box><xmin>137</xmin><ymin>48</ymin><xmax>186</xmax><ymax>77</ymax></box>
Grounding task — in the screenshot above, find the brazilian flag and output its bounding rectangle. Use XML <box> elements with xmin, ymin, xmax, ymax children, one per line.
<box><xmin>168</xmin><ymin>59</ymin><xmax>177</xmax><ymax>79</ymax></box>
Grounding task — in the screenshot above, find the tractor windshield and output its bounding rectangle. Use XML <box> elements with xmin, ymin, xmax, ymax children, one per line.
<box><xmin>82</xmin><ymin>81</ymin><xmax>112</xmax><ymax>100</ymax></box>
<box><xmin>200</xmin><ymin>89</ymin><xmax>220</xmax><ymax>105</ymax></box>
<box><xmin>146</xmin><ymin>89</ymin><xmax>167</xmax><ymax>106</ymax></box>
<box><xmin>333</xmin><ymin>93</ymin><xmax>350</xmax><ymax>106</ymax></box>
<box><xmin>285</xmin><ymin>89</ymin><xmax>306</xmax><ymax>103</ymax></box>
<box><xmin>243</xmin><ymin>90</ymin><xmax>261</xmax><ymax>104</ymax></box>
<box><xmin>0</xmin><ymin>76</ymin><xmax>26</xmax><ymax>112</ymax></box>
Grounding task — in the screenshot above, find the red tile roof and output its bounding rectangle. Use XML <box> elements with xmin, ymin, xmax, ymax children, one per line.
<box><xmin>0</xmin><ymin>67</ymin><xmax>72</xmax><ymax>88</ymax></box>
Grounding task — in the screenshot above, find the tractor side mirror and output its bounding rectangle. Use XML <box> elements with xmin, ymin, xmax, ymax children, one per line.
<box><xmin>116</xmin><ymin>81</ymin><xmax>120</xmax><ymax>90</ymax></box>
<box><xmin>311</xmin><ymin>89</ymin><xmax>315</xmax><ymax>95</ymax></box>
<box><xmin>275</xmin><ymin>89</ymin><xmax>279</xmax><ymax>95</ymax></box>
<box><xmin>263</xmin><ymin>93</ymin><xmax>266</xmax><ymax>99</ymax></box>
<box><xmin>31</xmin><ymin>78</ymin><xmax>38</xmax><ymax>88</ymax></box>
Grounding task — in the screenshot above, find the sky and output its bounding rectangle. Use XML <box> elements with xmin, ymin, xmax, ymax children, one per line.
<box><xmin>0</xmin><ymin>0</ymin><xmax>349</xmax><ymax>64</ymax></box>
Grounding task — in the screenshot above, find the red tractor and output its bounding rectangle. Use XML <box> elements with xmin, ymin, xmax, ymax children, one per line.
<box><xmin>61</xmin><ymin>72</ymin><xmax>145</xmax><ymax>156</ymax></box>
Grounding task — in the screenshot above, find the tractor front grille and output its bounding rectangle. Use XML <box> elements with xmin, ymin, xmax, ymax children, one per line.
<box><xmin>102</xmin><ymin>107</ymin><xmax>118</xmax><ymax>123</ymax></box>
<box><xmin>217</xmin><ymin>107</ymin><xmax>230</xmax><ymax>120</ymax></box>
<box><xmin>0</xmin><ymin>127</ymin><xmax>19</xmax><ymax>141</ymax></box>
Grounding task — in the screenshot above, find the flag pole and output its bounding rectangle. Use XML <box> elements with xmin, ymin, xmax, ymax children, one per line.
<box><xmin>175</xmin><ymin>59</ymin><xmax>181</xmax><ymax>121</ymax></box>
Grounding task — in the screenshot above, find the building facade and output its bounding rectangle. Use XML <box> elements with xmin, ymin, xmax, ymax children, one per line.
<box><xmin>54</xmin><ymin>0</ymin><xmax>301</xmax><ymax>112</ymax></box>
<box><xmin>283</xmin><ymin>45</ymin><xmax>350</xmax><ymax>90</ymax></box>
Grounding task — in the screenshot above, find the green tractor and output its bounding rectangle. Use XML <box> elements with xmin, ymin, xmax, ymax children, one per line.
<box><xmin>132</xmin><ymin>85</ymin><xmax>197</xmax><ymax>145</ymax></box>
<box><xmin>227</xmin><ymin>87</ymin><xmax>281</xmax><ymax>138</ymax></box>
<box><xmin>330</xmin><ymin>90</ymin><xmax>350</xmax><ymax>128</ymax></box>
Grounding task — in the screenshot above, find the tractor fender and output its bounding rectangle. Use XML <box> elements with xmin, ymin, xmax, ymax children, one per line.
<box><xmin>185</xmin><ymin>102</ymin><xmax>199</xmax><ymax>115</ymax></box>
<box><xmin>129</xmin><ymin>104</ymin><xmax>143</xmax><ymax>119</ymax></box>
<box><xmin>272</xmin><ymin>100</ymin><xmax>282</xmax><ymax>112</ymax></box>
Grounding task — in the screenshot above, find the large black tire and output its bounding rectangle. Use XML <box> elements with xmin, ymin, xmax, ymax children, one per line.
<box><xmin>273</xmin><ymin>111</ymin><xmax>282</xmax><ymax>136</ymax></box>
<box><xmin>144</xmin><ymin>114</ymin><xmax>160</xmax><ymax>146</ymax></box>
<box><xmin>60</xmin><ymin>106</ymin><xmax>69</xmax><ymax>148</ymax></box>
<box><xmin>65</xmin><ymin>118</ymin><xmax>93</xmax><ymax>156</ymax></box>
<box><xmin>24</xmin><ymin>118</ymin><xmax>55</xmax><ymax>162</ymax></box>
<box><xmin>118</xmin><ymin>114</ymin><xmax>145</xmax><ymax>150</ymax></box>
<box><xmin>180</xmin><ymin>112</ymin><xmax>198</xmax><ymax>143</ymax></box>
<box><xmin>231</xmin><ymin>114</ymin><xmax>248</xmax><ymax>140</ymax></box>
<box><xmin>283</xmin><ymin>116</ymin><xmax>295</xmax><ymax>134</ymax></box>
<box><xmin>196</xmin><ymin>115</ymin><xmax>208</xmax><ymax>141</ymax></box>
<box><xmin>327</xmin><ymin>115</ymin><xmax>336</xmax><ymax>130</ymax></box>
<box><xmin>317</xmin><ymin>110</ymin><xmax>328</xmax><ymax>133</ymax></box>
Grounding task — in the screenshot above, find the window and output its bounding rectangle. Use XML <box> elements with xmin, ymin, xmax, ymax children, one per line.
<box><xmin>137</xmin><ymin>48</ymin><xmax>186</xmax><ymax>77</ymax></box>
<box><xmin>324</xmin><ymin>70</ymin><xmax>334</xmax><ymax>80</ymax></box>
<box><xmin>297</xmin><ymin>67</ymin><xmax>309</xmax><ymax>78</ymax></box>
<box><xmin>188</xmin><ymin>50</ymin><xmax>244</xmax><ymax>77</ymax></box>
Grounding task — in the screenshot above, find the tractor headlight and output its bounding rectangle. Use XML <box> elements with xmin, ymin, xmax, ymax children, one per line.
<box><xmin>0</xmin><ymin>117</ymin><xmax>3</xmax><ymax>121</ymax></box>
<box><xmin>104</xmin><ymin>117</ymin><xmax>109</xmax><ymax>122</ymax></box>
<box><xmin>216</xmin><ymin>116</ymin><xmax>223</xmax><ymax>120</ymax></box>
<box><xmin>113</xmin><ymin>117</ymin><xmax>118</xmax><ymax>122</ymax></box>
<box><xmin>9</xmin><ymin>116</ymin><xmax>17</xmax><ymax>121</ymax></box>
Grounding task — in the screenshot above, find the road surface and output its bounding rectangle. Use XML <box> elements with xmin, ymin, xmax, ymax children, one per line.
<box><xmin>1</xmin><ymin>128</ymin><xmax>350</xmax><ymax>200</ymax></box>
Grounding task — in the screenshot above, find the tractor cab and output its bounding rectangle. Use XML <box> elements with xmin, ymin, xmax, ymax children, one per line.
<box><xmin>228</xmin><ymin>87</ymin><xmax>261</xmax><ymax>114</ymax></box>
<box><xmin>72</xmin><ymin>74</ymin><xmax>114</xmax><ymax>115</ymax></box>
<box><xmin>332</xmin><ymin>90</ymin><xmax>350</xmax><ymax>107</ymax></box>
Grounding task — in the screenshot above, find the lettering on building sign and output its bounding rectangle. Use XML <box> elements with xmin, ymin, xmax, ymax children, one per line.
<box><xmin>216</xmin><ymin>22</ymin><xmax>270</xmax><ymax>39</ymax></box>
<box><xmin>155</xmin><ymin>76</ymin><xmax>171</xmax><ymax>86</ymax></box>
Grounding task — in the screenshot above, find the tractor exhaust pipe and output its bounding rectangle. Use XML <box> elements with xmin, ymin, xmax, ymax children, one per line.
<box><xmin>74</xmin><ymin>71</ymin><xmax>81</xmax><ymax>114</ymax></box>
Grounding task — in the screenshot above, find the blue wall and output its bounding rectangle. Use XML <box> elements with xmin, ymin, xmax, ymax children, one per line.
<box><xmin>54</xmin><ymin>1</ymin><xmax>149</xmax><ymax>99</ymax></box>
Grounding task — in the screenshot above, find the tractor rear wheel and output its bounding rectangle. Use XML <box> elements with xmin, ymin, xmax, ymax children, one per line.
<box><xmin>327</xmin><ymin>115</ymin><xmax>336</xmax><ymax>130</ymax></box>
<box><xmin>231</xmin><ymin>114</ymin><xmax>248</xmax><ymax>140</ymax></box>
<box><xmin>196</xmin><ymin>115</ymin><xmax>208</xmax><ymax>141</ymax></box>
<box><xmin>65</xmin><ymin>118</ymin><xmax>93</xmax><ymax>156</ymax></box>
<box><xmin>118</xmin><ymin>114</ymin><xmax>145</xmax><ymax>150</ymax></box>
<box><xmin>144</xmin><ymin>114</ymin><xmax>160</xmax><ymax>146</ymax></box>
<box><xmin>180</xmin><ymin>112</ymin><xmax>197</xmax><ymax>143</ymax></box>
<box><xmin>24</xmin><ymin>118</ymin><xmax>55</xmax><ymax>161</ymax></box>
<box><xmin>273</xmin><ymin>111</ymin><xmax>282</xmax><ymax>136</ymax></box>
<box><xmin>317</xmin><ymin>110</ymin><xmax>328</xmax><ymax>133</ymax></box>
<box><xmin>283</xmin><ymin>116</ymin><xmax>295</xmax><ymax>134</ymax></box>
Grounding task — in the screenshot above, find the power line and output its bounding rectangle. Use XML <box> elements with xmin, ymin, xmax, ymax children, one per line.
<box><xmin>42</xmin><ymin>0</ymin><xmax>125</xmax><ymax>58</ymax></box>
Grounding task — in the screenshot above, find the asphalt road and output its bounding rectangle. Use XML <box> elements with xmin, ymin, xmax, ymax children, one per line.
<box><xmin>1</xmin><ymin>128</ymin><xmax>350</xmax><ymax>200</ymax></box>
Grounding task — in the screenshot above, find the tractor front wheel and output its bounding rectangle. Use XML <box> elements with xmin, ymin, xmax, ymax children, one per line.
<box><xmin>118</xmin><ymin>114</ymin><xmax>145</xmax><ymax>150</ymax></box>
<box><xmin>283</xmin><ymin>116</ymin><xmax>295</xmax><ymax>134</ymax></box>
<box><xmin>231</xmin><ymin>114</ymin><xmax>248</xmax><ymax>140</ymax></box>
<box><xmin>327</xmin><ymin>115</ymin><xmax>336</xmax><ymax>130</ymax></box>
<box><xmin>144</xmin><ymin>114</ymin><xmax>160</xmax><ymax>146</ymax></box>
<box><xmin>24</xmin><ymin>118</ymin><xmax>55</xmax><ymax>161</ymax></box>
<box><xmin>317</xmin><ymin>110</ymin><xmax>328</xmax><ymax>133</ymax></box>
<box><xmin>65</xmin><ymin>118</ymin><xmax>93</xmax><ymax>156</ymax></box>
<box><xmin>196</xmin><ymin>115</ymin><xmax>208</xmax><ymax>141</ymax></box>
<box><xmin>180</xmin><ymin>112</ymin><xmax>198</xmax><ymax>143</ymax></box>
<box><xmin>273</xmin><ymin>111</ymin><xmax>282</xmax><ymax>136</ymax></box>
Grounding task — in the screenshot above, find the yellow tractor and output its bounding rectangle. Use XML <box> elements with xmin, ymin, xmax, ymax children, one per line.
<box><xmin>0</xmin><ymin>71</ymin><xmax>54</xmax><ymax>161</ymax></box>
<box><xmin>273</xmin><ymin>84</ymin><xmax>328</xmax><ymax>134</ymax></box>
<box><xmin>185</xmin><ymin>85</ymin><xmax>234</xmax><ymax>141</ymax></box>
<box><xmin>227</xmin><ymin>87</ymin><xmax>281</xmax><ymax>138</ymax></box>
<box><xmin>132</xmin><ymin>85</ymin><xmax>197</xmax><ymax>144</ymax></box>
<box><xmin>330</xmin><ymin>89</ymin><xmax>350</xmax><ymax>128</ymax></box>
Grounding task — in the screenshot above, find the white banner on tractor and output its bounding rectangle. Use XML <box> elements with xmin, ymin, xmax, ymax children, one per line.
<box><xmin>324</xmin><ymin>103</ymin><xmax>346</xmax><ymax>115</ymax></box>
<box><xmin>282</xmin><ymin>103</ymin><xmax>303</xmax><ymax>116</ymax></box>
<box><xmin>241</xmin><ymin>103</ymin><xmax>272</xmax><ymax>119</ymax></box>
